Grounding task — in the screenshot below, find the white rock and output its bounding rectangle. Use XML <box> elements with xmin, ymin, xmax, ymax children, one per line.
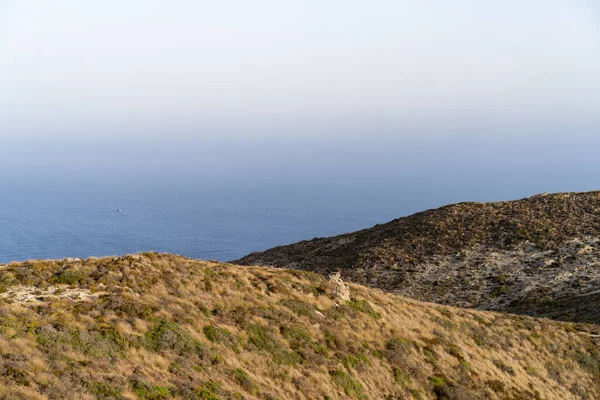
<box><xmin>329</xmin><ymin>272</ymin><xmax>350</xmax><ymax>302</ymax></box>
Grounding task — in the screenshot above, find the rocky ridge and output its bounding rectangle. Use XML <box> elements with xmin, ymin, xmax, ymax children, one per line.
<box><xmin>234</xmin><ymin>191</ymin><xmax>600</xmax><ymax>324</ymax></box>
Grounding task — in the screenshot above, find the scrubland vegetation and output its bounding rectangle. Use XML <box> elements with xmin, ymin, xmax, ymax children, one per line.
<box><xmin>0</xmin><ymin>253</ymin><xmax>599</xmax><ymax>399</ymax></box>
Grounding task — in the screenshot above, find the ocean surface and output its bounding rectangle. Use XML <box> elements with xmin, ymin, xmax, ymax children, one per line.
<box><xmin>1</xmin><ymin>136</ymin><xmax>599</xmax><ymax>264</ymax></box>
<box><xmin>0</xmin><ymin>172</ymin><xmax>595</xmax><ymax>264</ymax></box>
<box><xmin>0</xmin><ymin>174</ymin><xmax>442</xmax><ymax>263</ymax></box>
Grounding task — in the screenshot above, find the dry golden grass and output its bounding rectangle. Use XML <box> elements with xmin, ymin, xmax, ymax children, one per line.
<box><xmin>0</xmin><ymin>253</ymin><xmax>599</xmax><ymax>399</ymax></box>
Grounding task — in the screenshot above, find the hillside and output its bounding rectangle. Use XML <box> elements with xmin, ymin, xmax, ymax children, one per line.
<box><xmin>1</xmin><ymin>254</ymin><xmax>599</xmax><ymax>399</ymax></box>
<box><xmin>234</xmin><ymin>191</ymin><xmax>600</xmax><ymax>324</ymax></box>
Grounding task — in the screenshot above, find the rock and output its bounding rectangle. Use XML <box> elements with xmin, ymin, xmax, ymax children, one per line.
<box><xmin>0</xmin><ymin>285</ymin><xmax>100</xmax><ymax>303</ymax></box>
<box><xmin>329</xmin><ymin>272</ymin><xmax>350</xmax><ymax>301</ymax></box>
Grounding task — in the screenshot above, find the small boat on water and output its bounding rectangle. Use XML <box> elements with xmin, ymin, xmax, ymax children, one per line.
<box><xmin>117</xmin><ymin>209</ymin><xmax>121</xmax><ymax>212</ymax></box>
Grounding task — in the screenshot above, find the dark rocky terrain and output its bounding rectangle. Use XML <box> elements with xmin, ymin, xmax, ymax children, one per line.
<box><xmin>234</xmin><ymin>191</ymin><xmax>600</xmax><ymax>324</ymax></box>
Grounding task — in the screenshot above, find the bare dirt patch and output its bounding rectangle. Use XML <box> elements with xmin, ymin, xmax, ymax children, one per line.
<box><xmin>0</xmin><ymin>285</ymin><xmax>104</xmax><ymax>303</ymax></box>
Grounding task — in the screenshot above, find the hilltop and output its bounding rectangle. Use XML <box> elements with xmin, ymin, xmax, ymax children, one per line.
<box><xmin>1</xmin><ymin>253</ymin><xmax>599</xmax><ymax>399</ymax></box>
<box><xmin>234</xmin><ymin>191</ymin><xmax>600</xmax><ymax>324</ymax></box>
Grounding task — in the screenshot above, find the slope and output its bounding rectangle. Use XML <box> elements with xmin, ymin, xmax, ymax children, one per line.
<box><xmin>0</xmin><ymin>253</ymin><xmax>599</xmax><ymax>399</ymax></box>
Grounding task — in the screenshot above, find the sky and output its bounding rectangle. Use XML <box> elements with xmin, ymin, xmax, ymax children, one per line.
<box><xmin>0</xmin><ymin>0</ymin><xmax>598</xmax><ymax>141</ymax></box>
<box><xmin>0</xmin><ymin>0</ymin><xmax>599</xmax><ymax>191</ymax></box>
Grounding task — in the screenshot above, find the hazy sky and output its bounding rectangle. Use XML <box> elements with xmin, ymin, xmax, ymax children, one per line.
<box><xmin>1</xmin><ymin>0</ymin><xmax>599</xmax><ymax>139</ymax></box>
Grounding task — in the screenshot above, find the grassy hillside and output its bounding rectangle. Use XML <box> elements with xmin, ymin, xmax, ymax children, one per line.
<box><xmin>1</xmin><ymin>253</ymin><xmax>599</xmax><ymax>399</ymax></box>
<box><xmin>234</xmin><ymin>191</ymin><xmax>600</xmax><ymax>324</ymax></box>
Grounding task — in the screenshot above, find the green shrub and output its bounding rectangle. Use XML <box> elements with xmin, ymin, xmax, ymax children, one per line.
<box><xmin>280</xmin><ymin>325</ymin><xmax>311</xmax><ymax>344</ymax></box>
<box><xmin>340</xmin><ymin>353</ymin><xmax>369</xmax><ymax>370</ymax></box>
<box><xmin>524</xmin><ymin>365</ymin><xmax>537</xmax><ymax>376</ymax></box>
<box><xmin>233</xmin><ymin>369</ymin><xmax>256</xmax><ymax>393</ymax></box>
<box><xmin>347</xmin><ymin>299</ymin><xmax>380</xmax><ymax>319</ymax></box>
<box><xmin>130</xmin><ymin>379</ymin><xmax>171</xmax><ymax>400</ymax></box>
<box><xmin>486</xmin><ymin>379</ymin><xmax>505</xmax><ymax>393</ymax></box>
<box><xmin>52</xmin><ymin>270</ymin><xmax>86</xmax><ymax>285</ymax></box>
<box><xmin>86</xmin><ymin>380</ymin><xmax>122</xmax><ymax>399</ymax></box>
<box><xmin>246</xmin><ymin>324</ymin><xmax>273</xmax><ymax>351</ymax></box>
<box><xmin>69</xmin><ymin>330</ymin><xmax>125</xmax><ymax>359</ymax></box>
<box><xmin>493</xmin><ymin>359</ymin><xmax>515</xmax><ymax>376</ymax></box>
<box><xmin>429</xmin><ymin>375</ymin><xmax>446</xmax><ymax>387</ymax></box>
<box><xmin>195</xmin><ymin>382</ymin><xmax>221</xmax><ymax>400</ymax></box>
<box><xmin>446</xmin><ymin>344</ymin><xmax>464</xmax><ymax>361</ymax></box>
<box><xmin>2</xmin><ymin>365</ymin><xmax>30</xmax><ymax>386</ymax></box>
<box><xmin>246</xmin><ymin>323</ymin><xmax>300</xmax><ymax>365</ymax></box>
<box><xmin>392</xmin><ymin>367</ymin><xmax>411</xmax><ymax>385</ymax></box>
<box><xmin>97</xmin><ymin>323</ymin><xmax>129</xmax><ymax>349</ymax></box>
<box><xmin>145</xmin><ymin>319</ymin><xmax>203</xmax><ymax>356</ymax></box>
<box><xmin>429</xmin><ymin>375</ymin><xmax>454</xmax><ymax>399</ymax></box>
<box><xmin>435</xmin><ymin>307</ymin><xmax>453</xmax><ymax>319</ymax></box>
<box><xmin>100</xmin><ymin>295</ymin><xmax>157</xmax><ymax>319</ymax></box>
<box><xmin>459</xmin><ymin>360</ymin><xmax>475</xmax><ymax>373</ymax></box>
<box><xmin>576</xmin><ymin>350</ymin><xmax>600</xmax><ymax>374</ymax></box>
<box><xmin>423</xmin><ymin>347</ymin><xmax>438</xmax><ymax>367</ymax></box>
<box><xmin>203</xmin><ymin>325</ymin><xmax>239</xmax><ymax>351</ymax></box>
<box><xmin>281</xmin><ymin>299</ymin><xmax>315</xmax><ymax>317</ymax></box>
<box><xmin>329</xmin><ymin>370</ymin><xmax>367</xmax><ymax>399</ymax></box>
<box><xmin>384</xmin><ymin>338</ymin><xmax>411</xmax><ymax>365</ymax></box>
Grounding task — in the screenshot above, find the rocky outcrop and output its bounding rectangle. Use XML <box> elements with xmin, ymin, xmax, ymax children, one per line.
<box><xmin>328</xmin><ymin>272</ymin><xmax>350</xmax><ymax>301</ymax></box>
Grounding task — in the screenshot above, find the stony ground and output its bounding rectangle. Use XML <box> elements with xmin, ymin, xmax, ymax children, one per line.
<box><xmin>358</xmin><ymin>237</ymin><xmax>600</xmax><ymax>325</ymax></box>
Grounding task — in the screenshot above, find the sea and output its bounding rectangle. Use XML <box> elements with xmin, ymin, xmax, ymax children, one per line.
<box><xmin>1</xmin><ymin>135</ymin><xmax>598</xmax><ymax>263</ymax></box>
<box><xmin>0</xmin><ymin>174</ymin><xmax>440</xmax><ymax>263</ymax></box>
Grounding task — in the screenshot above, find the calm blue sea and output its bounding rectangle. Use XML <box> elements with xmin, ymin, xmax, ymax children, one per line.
<box><xmin>0</xmin><ymin>174</ymin><xmax>441</xmax><ymax>263</ymax></box>
<box><xmin>1</xmin><ymin>136</ymin><xmax>598</xmax><ymax>263</ymax></box>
